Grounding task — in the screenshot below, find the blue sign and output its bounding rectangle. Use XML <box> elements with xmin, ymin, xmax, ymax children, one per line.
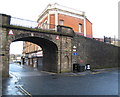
<box><xmin>73</xmin><ymin>52</ymin><xmax>78</xmax><ymax>55</ymax></box>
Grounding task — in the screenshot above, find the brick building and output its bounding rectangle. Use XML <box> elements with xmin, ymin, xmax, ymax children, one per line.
<box><xmin>23</xmin><ymin>3</ymin><xmax>93</xmax><ymax>70</ymax></box>
<box><xmin>37</xmin><ymin>3</ymin><xmax>93</xmax><ymax>38</ymax></box>
<box><xmin>22</xmin><ymin>42</ymin><xmax>43</xmax><ymax>69</ymax></box>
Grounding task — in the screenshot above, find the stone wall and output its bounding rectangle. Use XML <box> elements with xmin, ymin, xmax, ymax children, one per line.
<box><xmin>73</xmin><ymin>34</ymin><xmax>120</xmax><ymax>69</ymax></box>
<box><xmin>0</xmin><ymin>14</ymin><xmax>11</xmax><ymax>77</ymax></box>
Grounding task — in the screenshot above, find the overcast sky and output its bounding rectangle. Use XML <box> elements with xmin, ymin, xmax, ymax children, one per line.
<box><xmin>0</xmin><ymin>0</ymin><xmax>119</xmax><ymax>54</ymax></box>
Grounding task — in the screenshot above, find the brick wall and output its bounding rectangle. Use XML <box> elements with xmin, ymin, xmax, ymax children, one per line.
<box><xmin>50</xmin><ymin>14</ymin><xmax>55</xmax><ymax>28</ymax></box>
<box><xmin>58</xmin><ymin>14</ymin><xmax>84</xmax><ymax>33</ymax></box>
<box><xmin>86</xmin><ymin>18</ymin><xmax>92</xmax><ymax>38</ymax></box>
<box><xmin>38</xmin><ymin>16</ymin><xmax>48</xmax><ymax>28</ymax></box>
<box><xmin>23</xmin><ymin>42</ymin><xmax>39</xmax><ymax>54</ymax></box>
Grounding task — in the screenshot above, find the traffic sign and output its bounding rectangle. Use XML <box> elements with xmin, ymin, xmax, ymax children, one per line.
<box><xmin>56</xmin><ymin>36</ymin><xmax>60</xmax><ymax>40</ymax></box>
<box><xmin>73</xmin><ymin>46</ymin><xmax>77</xmax><ymax>48</ymax></box>
<box><xmin>8</xmin><ymin>30</ymin><xmax>14</xmax><ymax>35</ymax></box>
<box><xmin>73</xmin><ymin>49</ymin><xmax>76</xmax><ymax>52</ymax></box>
<box><xmin>73</xmin><ymin>52</ymin><xmax>78</xmax><ymax>55</ymax></box>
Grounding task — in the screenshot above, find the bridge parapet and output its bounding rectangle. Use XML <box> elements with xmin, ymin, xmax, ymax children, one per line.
<box><xmin>0</xmin><ymin>13</ymin><xmax>11</xmax><ymax>25</ymax></box>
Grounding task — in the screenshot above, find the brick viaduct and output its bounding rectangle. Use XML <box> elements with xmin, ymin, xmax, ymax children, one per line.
<box><xmin>0</xmin><ymin>14</ymin><xmax>119</xmax><ymax>77</ymax></box>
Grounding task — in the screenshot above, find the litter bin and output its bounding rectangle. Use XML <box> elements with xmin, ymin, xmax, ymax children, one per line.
<box><xmin>73</xmin><ymin>63</ymin><xmax>79</xmax><ymax>72</ymax></box>
<box><xmin>80</xmin><ymin>65</ymin><xmax>85</xmax><ymax>72</ymax></box>
<box><xmin>73</xmin><ymin>64</ymin><xmax>85</xmax><ymax>72</ymax></box>
<box><xmin>86</xmin><ymin>64</ymin><xmax>90</xmax><ymax>70</ymax></box>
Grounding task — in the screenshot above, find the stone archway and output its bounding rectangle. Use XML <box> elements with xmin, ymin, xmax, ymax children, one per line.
<box><xmin>12</xmin><ymin>36</ymin><xmax>58</xmax><ymax>73</ymax></box>
<box><xmin>1</xmin><ymin>14</ymin><xmax>74</xmax><ymax>77</ymax></box>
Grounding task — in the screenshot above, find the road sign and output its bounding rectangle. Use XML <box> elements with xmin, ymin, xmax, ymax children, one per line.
<box><xmin>73</xmin><ymin>49</ymin><xmax>76</xmax><ymax>52</ymax></box>
<box><xmin>56</xmin><ymin>36</ymin><xmax>60</xmax><ymax>40</ymax></box>
<box><xmin>73</xmin><ymin>46</ymin><xmax>77</xmax><ymax>48</ymax></box>
<box><xmin>73</xmin><ymin>52</ymin><xmax>78</xmax><ymax>55</ymax></box>
<box><xmin>8</xmin><ymin>30</ymin><xmax>14</xmax><ymax>35</ymax></box>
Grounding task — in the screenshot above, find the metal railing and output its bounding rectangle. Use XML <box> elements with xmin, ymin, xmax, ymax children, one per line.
<box><xmin>9</xmin><ymin>16</ymin><xmax>74</xmax><ymax>36</ymax></box>
<box><xmin>38</xmin><ymin>22</ymin><xmax>56</xmax><ymax>31</ymax></box>
<box><xmin>10</xmin><ymin>16</ymin><xmax>57</xmax><ymax>30</ymax></box>
<box><xmin>10</xmin><ymin>17</ymin><xmax>38</xmax><ymax>28</ymax></box>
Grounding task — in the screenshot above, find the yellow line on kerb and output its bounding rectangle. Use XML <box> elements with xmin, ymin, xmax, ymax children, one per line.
<box><xmin>16</xmin><ymin>85</ymin><xmax>32</xmax><ymax>97</ymax></box>
<box><xmin>91</xmin><ymin>72</ymin><xmax>100</xmax><ymax>74</ymax></box>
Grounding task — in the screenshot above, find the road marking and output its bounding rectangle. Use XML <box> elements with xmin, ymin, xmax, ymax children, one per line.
<box><xmin>41</xmin><ymin>71</ymin><xmax>56</xmax><ymax>74</ymax></box>
<box><xmin>16</xmin><ymin>85</ymin><xmax>32</xmax><ymax>97</ymax></box>
<box><xmin>10</xmin><ymin>72</ymin><xmax>32</xmax><ymax>96</ymax></box>
<box><xmin>91</xmin><ymin>72</ymin><xmax>100</xmax><ymax>74</ymax></box>
<box><xmin>63</xmin><ymin>73</ymin><xmax>86</xmax><ymax>76</ymax></box>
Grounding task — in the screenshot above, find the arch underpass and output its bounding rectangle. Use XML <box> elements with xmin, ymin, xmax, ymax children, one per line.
<box><xmin>13</xmin><ymin>37</ymin><xmax>58</xmax><ymax>72</ymax></box>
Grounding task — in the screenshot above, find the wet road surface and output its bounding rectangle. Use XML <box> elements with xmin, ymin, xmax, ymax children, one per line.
<box><xmin>2</xmin><ymin>63</ymin><xmax>119</xmax><ymax>96</ymax></box>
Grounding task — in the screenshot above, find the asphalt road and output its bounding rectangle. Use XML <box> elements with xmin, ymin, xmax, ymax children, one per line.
<box><xmin>2</xmin><ymin>63</ymin><xmax>119</xmax><ymax>96</ymax></box>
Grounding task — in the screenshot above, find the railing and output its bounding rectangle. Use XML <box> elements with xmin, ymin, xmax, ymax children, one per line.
<box><xmin>10</xmin><ymin>16</ymin><xmax>57</xmax><ymax>30</ymax></box>
<box><xmin>38</xmin><ymin>22</ymin><xmax>56</xmax><ymax>31</ymax></box>
<box><xmin>10</xmin><ymin>16</ymin><xmax>74</xmax><ymax>36</ymax></box>
<box><xmin>10</xmin><ymin>17</ymin><xmax>38</xmax><ymax>28</ymax></box>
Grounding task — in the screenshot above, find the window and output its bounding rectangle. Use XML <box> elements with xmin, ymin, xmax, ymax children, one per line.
<box><xmin>42</xmin><ymin>20</ymin><xmax>48</xmax><ymax>29</ymax></box>
<box><xmin>79</xmin><ymin>24</ymin><xmax>82</xmax><ymax>33</ymax></box>
<box><xmin>59</xmin><ymin>20</ymin><xmax>64</xmax><ymax>25</ymax></box>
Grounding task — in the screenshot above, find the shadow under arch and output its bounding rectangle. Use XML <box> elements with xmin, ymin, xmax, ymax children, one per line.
<box><xmin>13</xmin><ymin>36</ymin><xmax>58</xmax><ymax>73</ymax></box>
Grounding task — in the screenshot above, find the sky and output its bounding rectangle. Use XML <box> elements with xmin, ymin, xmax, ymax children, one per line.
<box><xmin>0</xmin><ymin>0</ymin><xmax>119</xmax><ymax>54</ymax></box>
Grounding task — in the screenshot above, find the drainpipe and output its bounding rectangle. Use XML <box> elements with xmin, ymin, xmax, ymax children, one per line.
<box><xmin>47</xmin><ymin>11</ymin><xmax>50</xmax><ymax>29</ymax></box>
<box><xmin>59</xmin><ymin>35</ymin><xmax>62</xmax><ymax>73</ymax></box>
<box><xmin>55</xmin><ymin>9</ymin><xmax>58</xmax><ymax>31</ymax></box>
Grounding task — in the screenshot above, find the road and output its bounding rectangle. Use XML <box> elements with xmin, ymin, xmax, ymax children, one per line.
<box><xmin>2</xmin><ymin>63</ymin><xmax>119</xmax><ymax>96</ymax></box>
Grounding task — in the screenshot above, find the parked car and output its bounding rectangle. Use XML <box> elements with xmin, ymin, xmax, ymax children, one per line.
<box><xmin>14</xmin><ymin>61</ymin><xmax>21</xmax><ymax>64</ymax></box>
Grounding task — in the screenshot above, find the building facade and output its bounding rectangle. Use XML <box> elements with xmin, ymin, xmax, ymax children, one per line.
<box><xmin>22</xmin><ymin>3</ymin><xmax>93</xmax><ymax>70</ymax></box>
<box><xmin>37</xmin><ymin>3</ymin><xmax>93</xmax><ymax>38</ymax></box>
<box><xmin>111</xmin><ymin>39</ymin><xmax>120</xmax><ymax>47</ymax></box>
<box><xmin>22</xmin><ymin>42</ymin><xmax>43</xmax><ymax>69</ymax></box>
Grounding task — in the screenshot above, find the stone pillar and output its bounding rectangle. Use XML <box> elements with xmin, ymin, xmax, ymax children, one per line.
<box><xmin>58</xmin><ymin>36</ymin><xmax>72</xmax><ymax>73</ymax></box>
<box><xmin>0</xmin><ymin>14</ymin><xmax>11</xmax><ymax>25</ymax></box>
<box><xmin>0</xmin><ymin>14</ymin><xmax>11</xmax><ymax>77</ymax></box>
<box><xmin>56</xmin><ymin>26</ymin><xmax>74</xmax><ymax>73</ymax></box>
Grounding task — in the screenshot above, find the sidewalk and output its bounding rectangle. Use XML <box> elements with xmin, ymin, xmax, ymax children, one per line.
<box><xmin>19</xmin><ymin>64</ymin><xmax>119</xmax><ymax>76</ymax></box>
<box><xmin>58</xmin><ymin>67</ymin><xmax>119</xmax><ymax>76</ymax></box>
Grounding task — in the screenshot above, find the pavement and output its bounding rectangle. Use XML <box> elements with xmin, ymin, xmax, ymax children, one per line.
<box><xmin>58</xmin><ymin>67</ymin><xmax>119</xmax><ymax>76</ymax></box>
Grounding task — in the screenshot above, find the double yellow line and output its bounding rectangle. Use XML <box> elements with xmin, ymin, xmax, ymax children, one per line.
<box><xmin>10</xmin><ymin>72</ymin><xmax>32</xmax><ymax>96</ymax></box>
<box><xmin>16</xmin><ymin>85</ymin><xmax>32</xmax><ymax>97</ymax></box>
<box><xmin>91</xmin><ymin>72</ymin><xmax>100</xmax><ymax>74</ymax></box>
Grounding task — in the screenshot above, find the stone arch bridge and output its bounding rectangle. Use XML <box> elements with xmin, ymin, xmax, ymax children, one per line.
<box><xmin>1</xmin><ymin>14</ymin><xmax>119</xmax><ymax>77</ymax></box>
<box><xmin>0</xmin><ymin>14</ymin><xmax>74</xmax><ymax>77</ymax></box>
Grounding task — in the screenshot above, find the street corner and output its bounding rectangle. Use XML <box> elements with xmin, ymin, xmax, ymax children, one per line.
<box><xmin>59</xmin><ymin>70</ymin><xmax>92</xmax><ymax>77</ymax></box>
